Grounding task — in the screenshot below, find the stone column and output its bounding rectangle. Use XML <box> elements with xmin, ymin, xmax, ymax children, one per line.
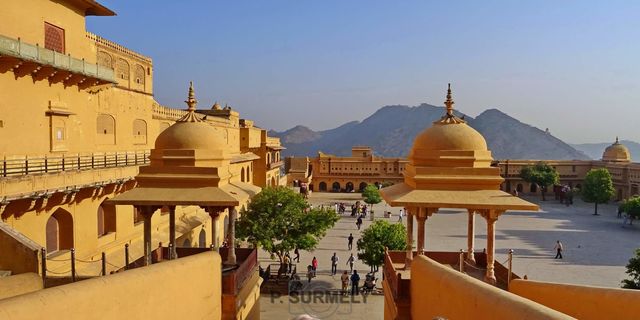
<box><xmin>138</xmin><ymin>206</ymin><xmax>155</xmax><ymax>266</ymax></box>
<box><xmin>207</xmin><ymin>207</ymin><xmax>221</xmax><ymax>250</ymax></box>
<box><xmin>405</xmin><ymin>207</ymin><xmax>414</xmax><ymax>269</ymax></box>
<box><xmin>227</xmin><ymin>208</ymin><xmax>237</xmax><ymax>265</ymax></box>
<box><xmin>169</xmin><ymin>206</ymin><xmax>176</xmax><ymax>259</ymax></box>
<box><xmin>416</xmin><ymin>208</ymin><xmax>427</xmax><ymax>255</ymax></box>
<box><xmin>484</xmin><ymin>210</ymin><xmax>500</xmax><ymax>284</ymax></box>
<box><xmin>466</xmin><ymin>209</ymin><xmax>476</xmax><ymax>263</ymax></box>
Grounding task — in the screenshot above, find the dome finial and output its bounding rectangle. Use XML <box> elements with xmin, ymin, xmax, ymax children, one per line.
<box><xmin>176</xmin><ymin>81</ymin><xmax>204</xmax><ymax>122</ymax></box>
<box><xmin>185</xmin><ymin>81</ymin><xmax>198</xmax><ymax>111</ymax></box>
<box><xmin>445</xmin><ymin>83</ymin><xmax>455</xmax><ymax>116</ymax></box>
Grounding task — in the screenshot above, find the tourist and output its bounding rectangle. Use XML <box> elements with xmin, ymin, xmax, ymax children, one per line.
<box><xmin>356</xmin><ymin>216</ymin><xmax>363</xmax><ymax>230</ymax></box>
<box><xmin>294</xmin><ymin>248</ymin><xmax>300</xmax><ymax>263</ymax></box>
<box><xmin>283</xmin><ymin>253</ymin><xmax>291</xmax><ymax>274</ymax></box>
<box><xmin>331</xmin><ymin>253</ymin><xmax>339</xmax><ymax>275</ymax></box>
<box><xmin>618</xmin><ymin>204</ymin><xmax>624</xmax><ymax>219</ymax></box>
<box><xmin>350</xmin><ymin>270</ymin><xmax>360</xmax><ymax>296</ymax></box>
<box><xmin>347</xmin><ymin>253</ymin><xmax>356</xmax><ymax>271</ymax></box>
<box><xmin>554</xmin><ymin>240</ymin><xmax>563</xmax><ymax>259</ymax></box>
<box><xmin>348</xmin><ymin>233</ymin><xmax>354</xmax><ymax>250</ymax></box>
<box><xmin>312</xmin><ymin>257</ymin><xmax>318</xmax><ymax>276</ymax></box>
<box><xmin>335</xmin><ymin>203</ymin><xmax>339</xmax><ymax>213</ymax></box>
<box><xmin>398</xmin><ymin>208</ymin><xmax>404</xmax><ymax>222</ymax></box>
<box><xmin>341</xmin><ymin>270</ymin><xmax>350</xmax><ymax>295</ymax></box>
<box><xmin>306</xmin><ymin>265</ymin><xmax>314</xmax><ymax>283</ymax></box>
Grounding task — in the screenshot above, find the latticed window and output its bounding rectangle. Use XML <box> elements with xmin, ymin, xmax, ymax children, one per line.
<box><xmin>44</xmin><ymin>22</ymin><xmax>65</xmax><ymax>53</ymax></box>
<box><xmin>97</xmin><ymin>51</ymin><xmax>112</xmax><ymax>68</ymax></box>
<box><xmin>134</xmin><ymin>65</ymin><xmax>145</xmax><ymax>84</ymax></box>
<box><xmin>116</xmin><ymin>58</ymin><xmax>130</xmax><ymax>80</ymax></box>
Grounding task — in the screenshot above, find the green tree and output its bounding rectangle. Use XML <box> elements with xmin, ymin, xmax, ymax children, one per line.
<box><xmin>362</xmin><ymin>184</ymin><xmax>382</xmax><ymax>214</ymax></box>
<box><xmin>622</xmin><ymin>196</ymin><xmax>640</xmax><ymax>220</ymax></box>
<box><xmin>236</xmin><ymin>186</ymin><xmax>339</xmax><ymax>269</ymax></box>
<box><xmin>519</xmin><ymin>162</ymin><xmax>559</xmax><ymax>201</ymax></box>
<box><xmin>581</xmin><ymin>168</ymin><xmax>615</xmax><ymax>215</ymax></box>
<box><xmin>356</xmin><ymin>220</ymin><xmax>406</xmax><ymax>272</ymax></box>
<box><xmin>622</xmin><ymin>248</ymin><xmax>640</xmax><ymax>289</ymax></box>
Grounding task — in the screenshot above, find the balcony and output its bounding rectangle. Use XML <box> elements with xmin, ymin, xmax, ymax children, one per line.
<box><xmin>0</xmin><ymin>34</ymin><xmax>115</xmax><ymax>89</ymax></box>
<box><xmin>268</xmin><ymin>160</ymin><xmax>284</xmax><ymax>170</ymax></box>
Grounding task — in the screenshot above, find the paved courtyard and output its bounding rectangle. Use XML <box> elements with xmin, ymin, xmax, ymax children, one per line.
<box><xmin>259</xmin><ymin>191</ymin><xmax>639</xmax><ymax>319</ymax></box>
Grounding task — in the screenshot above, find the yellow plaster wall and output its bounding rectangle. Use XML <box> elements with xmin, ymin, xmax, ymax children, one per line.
<box><xmin>0</xmin><ymin>273</ymin><xmax>43</xmax><ymax>300</ymax></box>
<box><xmin>1</xmin><ymin>0</ymin><xmax>94</xmax><ymax>63</ymax></box>
<box><xmin>510</xmin><ymin>279</ymin><xmax>640</xmax><ymax>320</ymax></box>
<box><xmin>0</xmin><ymin>252</ymin><xmax>222</xmax><ymax>320</ymax></box>
<box><xmin>410</xmin><ymin>255</ymin><xmax>573</xmax><ymax>320</ymax></box>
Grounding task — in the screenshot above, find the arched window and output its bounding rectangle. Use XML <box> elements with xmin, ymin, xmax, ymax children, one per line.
<box><xmin>116</xmin><ymin>58</ymin><xmax>129</xmax><ymax>80</ymax></box>
<box><xmin>133</xmin><ymin>119</ymin><xmax>147</xmax><ymax>144</ymax></box>
<box><xmin>266</xmin><ymin>153</ymin><xmax>271</xmax><ymax>165</ymax></box>
<box><xmin>198</xmin><ymin>229</ymin><xmax>206</xmax><ymax>248</ymax></box>
<box><xmin>359</xmin><ymin>182</ymin><xmax>368</xmax><ymax>192</ymax></box>
<box><xmin>516</xmin><ymin>184</ymin><xmax>524</xmax><ymax>193</ymax></box>
<box><xmin>319</xmin><ymin>182</ymin><xmax>327</xmax><ymax>191</ymax></box>
<box><xmin>97</xmin><ymin>200</ymin><xmax>116</xmax><ymax>237</ymax></box>
<box><xmin>332</xmin><ymin>182</ymin><xmax>341</xmax><ymax>192</ymax></box>
<box><xmin>271</xmin><ymin>177</ymin><xmax>276</xmax><ymax>187</ymax></box>
<box><xmin>134</xmin><ymin>64</ymin><xmax>145</xmax><ymax>85</ymax></box>
<box><xmin>346</xmin><ymin>182</ymin><xmax>354</xmax><ymax>192</ymax></box>
<box><xmin>241</xmin><ymin>167</ymin><xmax>245</xmax><ymax>182</ymax></box>
<box><xmin>182</xmin><ymin>238</ymin><xmax>191</xmax><ymax>248</ymax></box>
<box><xmin>97</xmin><ymin>114</ymin><xmax>116</xmax><ymax>145</ymax></box>
<box><xmin>46</xmin><ymin>209</ymin><xmax>73</xmax><ymax>253</ymax></box>
<box><xmin>246</xmin><ymin>166</ymin><xmax>251</xmax><ymax>182</ymax></box>
<box><xmin>97</xmin><ymin>51</ymin><xmax>112</xmax><ymax>68</ymax></box>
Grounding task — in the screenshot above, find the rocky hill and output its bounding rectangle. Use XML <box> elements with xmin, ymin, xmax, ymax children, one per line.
<box><xmin>271</xmin><ymin>104</ymin><xmax>591</xmax><ymax>160</ymax></box>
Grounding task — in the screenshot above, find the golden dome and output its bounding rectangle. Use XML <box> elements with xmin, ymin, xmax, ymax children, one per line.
<box><xmin>154</xmin><ymin>82</ymin><xmax>224</xmax><ymax>151</ymax></box>
<box><xmin>412</xmin><ymin>84</ymin><xmax>487</xmax><ymax>153</ymax></box>
<box><xmin>602</xmin><ymin>137</ymin><xmax>631</xmax><ymax>162</ymax></box>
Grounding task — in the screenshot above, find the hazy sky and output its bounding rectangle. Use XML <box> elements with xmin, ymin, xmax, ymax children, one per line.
<box><xmin>88</xmin><ymin>1</ymin><xmax>640</xmax><ymax>143</ymax></box>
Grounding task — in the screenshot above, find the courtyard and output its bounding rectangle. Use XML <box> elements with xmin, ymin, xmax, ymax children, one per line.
<box><xmin>259</xmin><ymin>191</ymin><xmax>639</xmax><ymax>319</ymax></box>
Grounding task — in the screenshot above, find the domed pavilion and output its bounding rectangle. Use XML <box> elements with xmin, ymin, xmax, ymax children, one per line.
<box><xmin>381</xmin><ymin>84</ymin><xmax>538</xmax><ymax>284</ymax></box>
<box><xmin>107</xmin><ymin>82</ymin><xmax>259</xmax><ymax>266</ymax></box>
<box><xmin>602</xmin><ymin>137</ymin><xmax>631</xmax><ymax>163</ymax></box>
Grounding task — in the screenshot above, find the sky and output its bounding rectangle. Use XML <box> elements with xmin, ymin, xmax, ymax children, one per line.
<box><xmin>87</xmin><ymin>1</ymin><xmax>640</xmax><ymax>143</ymax></box>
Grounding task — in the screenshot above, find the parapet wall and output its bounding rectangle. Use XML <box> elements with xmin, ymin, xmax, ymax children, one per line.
<box><xmin>0</xmin><ymin>273</ymin><xmax>42</xmax><ymax>300</ymax></box>
<box><xmin>510</xmin><ymin>279</ymin><xmax>640</xmax><ymax>320</ymax></box>
<box><xmin>410</xmin><ymin>255</ymin><xmax>573</xmax><ymax>320</ymax></box>
<box><xmin>0</xmin><ymin>252</ymin><xmax>222</xmax><ymax>320</ymax></box>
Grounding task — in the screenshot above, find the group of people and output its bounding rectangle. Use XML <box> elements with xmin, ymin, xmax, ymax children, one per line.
<box><xmin>333</xmin><ymin>201</ymin><xmax>370</xmax><ymax>218</ymax></box>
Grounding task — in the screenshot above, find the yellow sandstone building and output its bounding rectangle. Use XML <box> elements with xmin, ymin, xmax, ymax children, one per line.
<box><xmin>0</xmin><ymin>1</ymin><xmax>283</xmax><ymax>319</ymax></box>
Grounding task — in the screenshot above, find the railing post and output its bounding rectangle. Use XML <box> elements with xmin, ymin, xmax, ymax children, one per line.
<box><xmin>91</xmin><ymin>153</ymin><xmax>95</xmax><ymax>168</ymax></box>
<box><xmin>101</xmin><ymin>252</ymin><xmax>106</xmax><ymax>276</ymax></box>
<box><xmin>44</xmin><ymin>155</ymin><xmax>48</xmax><ymax>173</ymax></box>
<box><xmin>125</xmin><ymin>152</ymin><xmax>128</xmax><ymax>165</ymax></box>
<box><xmin>61</xmin><ymin>155</ymin><xmax>65</xmax><ymax>171</ymax></box>
<box><xmin>507</xmin><ymin>249</ymin><xmax>514</xmax><ymax>289</ymax></box>
<box><xmin>115</xmin><ymin>153</ymin><xmax>118</xmax><ymax>166</ymax></box>
<box><xmin>41</xmin><ymin>248</ymin><xmax>47</xmax><ymax>287</ymax></box>
<box><xmin>104</xmin><ymin>154</ymin><xmax>107</xmax><ymax>167</ymax></box>
<box><xmin>25</xmin><ymin>156</ymin><xmax>28</xmax><ymax>175</ymax></box>
<box><xmin>70</xmin><ymin>248</ymin><xmax>76</xmax><ymax>282</ymax></box>
<box><xmin>459</xmin><ymin>249</ymin><xmax>464</xmax><ymax>272</ymax></box>
<box><xmin>124</xmin><ymin>243</ymin><xmax>130</xmax><ymax>270</ymax></box>
<box><xmin>3</xmin><ymin>156</ymin><xmax>6</xmax><ymax>177</ymax></box>
<box><xmin>134</xmin><ymin>152</ymin><xmax>138</xmax><ymax>165</ymax></box>
<box><xmin>168</xmin><ymin>243</ymin><xmax>173</xmax><ymax>260</ymax></box>
<box><xmin>77</xmin><ymin>153</ymin><xmax>80</xmax><ymax>170</ymax></box>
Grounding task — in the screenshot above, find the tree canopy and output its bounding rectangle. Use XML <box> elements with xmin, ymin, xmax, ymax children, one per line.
<box><xmin>235</xmin><ymin>186</ymin><xmax>339</xmax><ymax>263</ymax></box>
<box><xmin>622</xmin><ymin>248</ymin><xmax>640</xmax><ymax>289</ymax></box>
<box><xmin>356</xmin><ymin>220</ymin><xmax>406</xmax><ymax>270</ymax></box>
<box><xmin>362</xmin><ymin>184</ymin><xmax>382</xmax><ymax>210</ymax></box>
<box><xmin>581</xmin><ymin>168</ymin><xmax>615</xmax><ymax>215</ymax></box>
<box><xmin>622</xmin><ymin>196</ymin><xmax>640</xmax><ymax>219</ymax></box>
<box><xmin>519</xmin><ymin>162</ymin><xmax>559</xmax><ymax>201</ymax></box>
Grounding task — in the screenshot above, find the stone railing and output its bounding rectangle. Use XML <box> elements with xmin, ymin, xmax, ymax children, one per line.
<box><xmin>86</xmin><ymin>32</ymin><xmax>152</xmax><ymax>64</ymax></box>
<box><xmin>152</xmin><ymin>104</ymin><xmax>187</xmax><ymax>121</ymax></box>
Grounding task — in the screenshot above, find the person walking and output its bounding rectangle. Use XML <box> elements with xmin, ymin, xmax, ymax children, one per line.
<box><xmin>341</xmin><ymin>270</ymin><xmax>350</xmax><ymax>295</ymax></box>
<box><xmin>311</xmin><ymin>257</ymin><xmax>318</xmax><ymax>276</ymax></box>
<box><xmin>306</xmin><ymin>265</ymin><xmax>314</xmax><ymax>283</ymax></box>
<box><xmin>554</xmin><ymin>240</ymin><xmax>563</xmax><ymax>259</ymax></box>
<box><xmin>348</xmin><ymin>233</ymin><xmax>354</xmax><ymax>250</ymax></box>
<box><xmin>350</xmin><ymin>270</ymin><xmax>360</xmax><ymax>296</ymax></box>
<box><xmin>356</xmin><ymin>216</ymin><xmax>363</xmax><ymax>230</ymax></box>
<box><xmin>294</xmin><ymin>248</ymin><xmax>300</xmax><ymax>263</ymax></box>
<box><xmin>283</xmin><ymin>253</ymin><xmax>292</xmax><ymax>274</ymax></box>
<box><xmin>398</xmin><ymin>208</ymin><xmax>404</xmax><ymax>222</ymax></box>
<box><xmin>330</xmin><ymin>253</ymin><xmax>339</xmax><ymax>275</ymax></box>
<box><xmin>346</xmin><ymin>253</ymin><xmax>356</xmax><ymax>272</ymax></box>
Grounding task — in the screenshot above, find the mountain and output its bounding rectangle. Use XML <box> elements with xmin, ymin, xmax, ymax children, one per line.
<box><xmin>571</xmin><ymin>140</ymin><xmax>640</xmax><ymax>162</ymax></box>
<box><xmin>271</xmin><ymin>104</ymin><xmax>591</xmax><ymax>160</ymax></box>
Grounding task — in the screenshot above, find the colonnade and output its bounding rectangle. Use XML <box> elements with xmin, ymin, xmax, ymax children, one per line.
<box><xmin>403</xmin><ymin>207</ymin><xmax>504</xmax><ymax>284</ymax></box>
